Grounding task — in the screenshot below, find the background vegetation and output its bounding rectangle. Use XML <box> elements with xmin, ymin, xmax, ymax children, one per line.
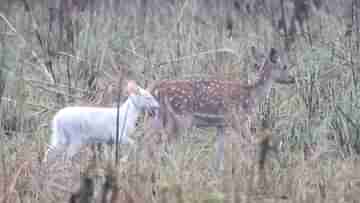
<box><xmin>1</xmin><ymin>0</ymin><xmax>360</xmax><ymax>202</ymax></box>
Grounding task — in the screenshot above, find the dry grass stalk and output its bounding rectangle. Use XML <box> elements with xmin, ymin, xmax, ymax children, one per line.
<box><xmin>68</xmin><ymin>160</ymin><xmax>151</xmax><ymax>203</ymax></box>
<box><xmin>69</xmin><ymin>177</ymin><xmax>94</xmax><ymax>203</ymax></box>
<box><xmin>0</xmin><ymin>161</ymin><xmax>29</xmax><ymax>203</ymax></box>
<box><xmin>256</xmin><ymin>128</ymin><xmax>281</xmax><ymax>170</ymax></box>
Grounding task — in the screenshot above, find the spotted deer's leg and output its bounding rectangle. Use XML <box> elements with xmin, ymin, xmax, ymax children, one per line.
<box><xmin>214</xmin><ymin>126</ymin><xmax>225</xmax><ymax>171</ymax></box>
<box><xmin>164</xmin><ymin>113</ymin><xmax>193</xmax><ymax>156</ymax></box>
<box><xmin>162</xmin><ymin>95</ymin><xmax>194</xmax><ymax>150</ymax></box>
<box><xmin>177</xmin><ymin>114</ymin><xmax>193</xmax><ymax>144</ymax></box>
<box><xmin>245</xmin><ymin>115</ymin><xmax>255</xmax><ymax>143</ymax></box>
<box><xmin>244</xmin><ymin>107</ymin><xmax>257</xmax><ymax>144</ymax></box>
<box><xmin>228</xmin><ymin>111</ymin><xmax>249</xmax><ymax>142</ymax></box>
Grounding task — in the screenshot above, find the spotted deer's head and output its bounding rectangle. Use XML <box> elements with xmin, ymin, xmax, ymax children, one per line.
<box><xmin>252</xmin><ymin>47</ymin><xmax>295</xmax><ymax>85</ymax></box>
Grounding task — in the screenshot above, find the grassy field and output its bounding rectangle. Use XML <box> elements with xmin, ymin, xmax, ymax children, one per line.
<box><xmin>1</xmin><ymin>0</ymin><xmax>360</xmax><ymax>202</ymax></box>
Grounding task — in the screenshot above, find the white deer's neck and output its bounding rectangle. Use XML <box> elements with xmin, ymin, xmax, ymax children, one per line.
<box><xmin>116</xmin><ymin>98</ymin><xmax>140</xmax><ymax>135</ymax></box>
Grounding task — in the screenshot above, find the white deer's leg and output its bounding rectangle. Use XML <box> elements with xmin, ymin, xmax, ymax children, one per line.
<box><xmin>45</xmin><ymin>144</ymin><xmax>68</xmax><ymax>163</ymax></box>
<box><xmin>66</xmin><ymin>141</ymin><xmax>82</xmax><ymax>160</ymax></box>
<box><xmin>45</xmin><ymin>132</ymin><xmax>67</xmax><ymax>162</ymax></box>
<box><xmin>90</xmin><ymin>143</ymin><xmax>104</xmax><ymax>161</ymax></box>
<box><xmin>120</xmin><ymin>137</ymin><xmax>136</xmax><ymax>162</ymax></box>
<box><xmin>214</xmin><ymin>126</ymin><xmax>225</xmax><ymax>171</ymax></box>
<box><xmin>96</xmin><ymin>143</ymin><xmax>105</xmax><ymax>160</ymax></box>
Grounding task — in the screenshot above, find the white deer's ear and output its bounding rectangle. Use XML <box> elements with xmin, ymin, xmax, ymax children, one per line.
<box><xmin>153</xmin><ymin>89</ymin><xmax>159</xmax><ymax>97</ymax></box>
<box><xmin>138</xmin><ymin>87</ymin><xmax>148</xmax><ymax>96</ymax></box>
<box><xmin>125</xmin><ymin>80</ymin><xmax>139</xmax><ymax>95</ymax></box>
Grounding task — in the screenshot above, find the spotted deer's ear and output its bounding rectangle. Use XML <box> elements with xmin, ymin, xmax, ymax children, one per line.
<box><xmin>253</xmin><ymin>63</ymin><xmax>261</xmax><ymax>71</ymax></box>
<box><xmin>269</xmin><ymin>48</ymin><xmax>279</xmax><ymax>63</ymax></box>
<box><xmin>251</xmin><ymin>46</ymin><xmax>266</xmax><ymax>70</ymax></box>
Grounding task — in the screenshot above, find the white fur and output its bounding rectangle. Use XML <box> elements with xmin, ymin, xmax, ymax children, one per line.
<box><xmin>46</xmin><ymin>91</ymin><xmax>159</xmax><ymax>161</ymax></box>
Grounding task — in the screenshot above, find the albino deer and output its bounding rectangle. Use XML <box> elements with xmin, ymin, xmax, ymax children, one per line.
<box><xmin>45</xmin><ymin>80</ymin><xmax>160</xmax><ymax>162</ymax></box>
<box><xmin>146</xmin><ymin>47</ymin><xmax>295</xmax><ymax>169</ymax></box>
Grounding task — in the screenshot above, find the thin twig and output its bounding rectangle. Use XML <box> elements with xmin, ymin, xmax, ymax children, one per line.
<box><xmin>122</xmin><ymin>46</ymin><xmax>240</xmax><ymax>69</ymax></box>
<box><xmin>20</xmin><ymin>0</ymin><xmax>57</xmax><ymax>83</ymax></box>
<box><xmin>0</xmin><ymin>12</ymin><xmax>48</xmax><ymax>82</ymax></box>
<box><xmin>56</xmin><ymin>51</ymin><xmax>87</xmax><ymax>62</ymax></box>
<box><xmin>1</xmin><ymin>97</ymin><xmax>57</xmax><ymax>111</ymax></box>
<box><xmin>151</xmin><ymin>48</ymin><xmax>240</xmax><ymax>68</ymax></box>
<box><xmin>24</xmin><ymin>77</ymin><xmax>92</xmax><ymax>94</ymax></box>
<box><xmin>26</xmin><ymin>84</ymin><xmax>84</xmax><ymax>100</ymax></box>
<box><xmin>115</xmin><ymin>94</ymin><xmax>129</xmax><ymax>165</ymax></box>
<box><xmin>0</xmin><ymin>13</ymin><xmax>26</xmax><ymax>46</ymax></box>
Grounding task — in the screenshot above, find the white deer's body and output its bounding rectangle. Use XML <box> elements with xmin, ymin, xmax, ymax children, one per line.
<box><xmin>146</xmin><ymin>47</ymin><xmax>295</xmax><ymax>170</ymax></box>
<box><xmin>50</xmin><ymin>104</ymin><xmax>137</xmax><ymax>158</ymax></box>
<box><xmin>46</xmin><ymin>81</ymin><xmax>159</xmax><ymax>161</ymax></box>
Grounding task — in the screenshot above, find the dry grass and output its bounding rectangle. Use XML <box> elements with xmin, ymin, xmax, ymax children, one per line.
<box><xmin>3</xmin><ymin>132</ymin><xmax>360</xmax><ymax>203</ymax></box>
<box><xmin>1</xmin><ymin>0</ymin><xmax>360</xmax><ymax>202</ymax></box>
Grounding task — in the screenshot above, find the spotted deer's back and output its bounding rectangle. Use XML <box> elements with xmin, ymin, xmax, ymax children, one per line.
<box><xmin>151</xmin><ymin>80</ymin><xmax>249</xmax><ymax>116</ymax></box>
<box><xmin>151</xmin><ymin>80</ymin><xmax>195</xmax><ymax>114</ymax></box>
<box><xmin>193</xmin><ymin>80</ymin><xmax>247</xmax><ymax>115</ymax></box>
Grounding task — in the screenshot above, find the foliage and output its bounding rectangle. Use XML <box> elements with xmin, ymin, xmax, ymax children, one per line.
<box><xmin>1</xmin><ymin>0</ymin><xmax>360</xmax><ymax>202</ymax></box>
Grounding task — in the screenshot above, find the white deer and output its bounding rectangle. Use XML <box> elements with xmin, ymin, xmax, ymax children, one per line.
<box><xmin>146</xmin><ymin>47</ymin><xmax>295</xmax><ymax>170</ymax></box>
<box><xmin>45</xmin><ymin>80</ymin><xmax>160</xmax><ymax>162</ymax></box>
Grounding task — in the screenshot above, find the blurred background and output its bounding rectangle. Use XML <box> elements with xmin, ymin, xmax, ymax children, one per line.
<box><xmin>1</xmin><ymin>0</ymin><xmax>360</xmax><ymax>202</ymax></box>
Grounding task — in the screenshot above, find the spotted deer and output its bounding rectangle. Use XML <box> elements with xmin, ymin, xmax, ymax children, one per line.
<box><xmin>146</xmin><ymin>47</ymin><xmax>295</xmax><ymax>169</ymax></box>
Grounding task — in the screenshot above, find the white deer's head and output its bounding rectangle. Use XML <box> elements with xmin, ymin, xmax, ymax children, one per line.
<box><xmin>125</xmin><ymin>80</ymin><xmax>160</xmax><ymax>112</ymax></box>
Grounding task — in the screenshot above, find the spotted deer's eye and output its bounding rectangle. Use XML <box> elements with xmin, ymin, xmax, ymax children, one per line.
<box><xmin>148</xmin><ymin>109</ymin><xmax>155</xmax><ymax>117</ymax></box>
<box><xmin>283</xmin><ymin>65</ymin><xmax>288</xmax><ymax>70</ymax></box>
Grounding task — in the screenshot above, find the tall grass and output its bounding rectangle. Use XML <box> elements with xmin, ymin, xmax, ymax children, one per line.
<box><xmin>1</xmin><ymin>0</ymin><xmax>360</xmax><ymax>202</ymax></box>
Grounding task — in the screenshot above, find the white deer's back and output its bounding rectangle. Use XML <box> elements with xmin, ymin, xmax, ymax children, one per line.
<box><xmin>45</xmin><ymin>80</ymin><xmax>157</xmax><ymax>161</ymax></box>
<box><xmin>52</xmin><ymin>105</ymin><xmax>136</xmax><ymax>146</ymax></box>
